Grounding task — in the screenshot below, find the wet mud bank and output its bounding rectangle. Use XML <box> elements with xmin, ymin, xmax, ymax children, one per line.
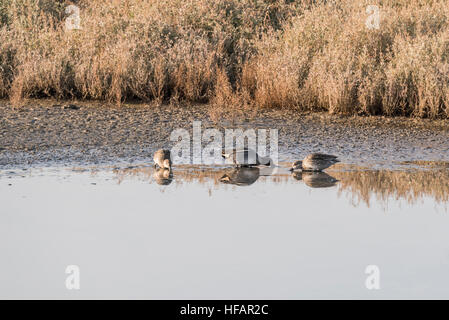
<box><xmin>1</xmin><ymin>100</ymin><xmax>449</xmax><ymax>169</ymax></box>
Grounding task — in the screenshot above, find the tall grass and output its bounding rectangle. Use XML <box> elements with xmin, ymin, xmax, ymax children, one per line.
<box><xmin>245</xmin><ymin>0</ymin><xmax>449</xmax><ymax>117</ymax></box>
<box><xmin>1</xmin><ymin>0</ymin><xmax>449</xmax><ymax>118</ymax></box>
<box><xmin>0</xmin><ymin>0</ymin><xmax>302</xmax><ymax>104</ymax></box>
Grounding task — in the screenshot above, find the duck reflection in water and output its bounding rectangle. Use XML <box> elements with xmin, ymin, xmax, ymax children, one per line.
<box><xmin>292</xmin><ymin>171</ymin><xmax>339</xmax><ymax>188</ymax></box>
<box><xmin>153</xmin><ymin>168</ymin><xmax>173</xmax><ymax>185</ymax></box>
<box><xmin>219</xmin><ymin>167</ymin><xmax>260</xmax><ymax>186</ymax></box>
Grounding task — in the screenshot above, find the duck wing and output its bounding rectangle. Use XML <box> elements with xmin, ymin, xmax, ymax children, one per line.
<box><xmin>306</xmin><ymin>153</ymin><xmax>339</xmax><ymax>161</ymax></box>
<box><xmin>219</xmin><ymin>167</ymin><xmax>260</xmax><ymax>186</ymax></box>
<box><xmin>302</xmin><ymin>172</ymin><xmax>339</xmax><ymax>188</ymax></box>
<box><xmin>224</xmin><ymin>148</ymin><xmax>258</xmax><ymax>166</ymax></box>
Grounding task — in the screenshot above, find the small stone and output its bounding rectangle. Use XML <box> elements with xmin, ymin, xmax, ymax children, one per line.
<box><xmin>64</xmin><ymin>104</ymin><xmax>81</xmax><ymax>110</ymax></box>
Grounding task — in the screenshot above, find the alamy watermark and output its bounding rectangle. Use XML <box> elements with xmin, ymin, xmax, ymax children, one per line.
<box><xmin>365</xmin><ymin>5</ymin><xmax>380</xmax><ymax>30</ymax></box>
<box><xmin>65</xmin><ymin>4</ymin><xmax>381</xmax><ymax>31</ymax></box>
<box><xmin>65</xmin><ymin>5</ymin><xmax>82</xmax><ymax>31</ymax></box>
<box><xmin>65</xmin><ymin>265</ymin><xmax>80</xmax><ymax>290</ymax></box>
<box><xmin>365</xmin><ymin>265</ymin><xmax>380</xmax><ymax>290</ymax></box>
<box><xmin>169</xmin><ymin>121</ymin><xmax>279</xmax><ymax>166</ymax></box>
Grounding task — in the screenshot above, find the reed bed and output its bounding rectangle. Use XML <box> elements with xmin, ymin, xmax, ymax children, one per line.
<box><xmin>1</xmin><ymin>0</ymin><xmax>449</xmax><ymax>118</ymax></box>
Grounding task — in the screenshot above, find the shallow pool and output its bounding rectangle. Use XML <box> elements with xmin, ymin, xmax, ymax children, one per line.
<box><xmin>1</xmin><ymin>162</ymin><xmax>449</xmax><ymax>299</ymax></box>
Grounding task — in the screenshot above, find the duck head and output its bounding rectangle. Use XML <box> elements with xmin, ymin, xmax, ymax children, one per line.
<box><xmin>289</xmin><ymin>160</ymin><xmax>302</xmax><ymax>171</ymax></box>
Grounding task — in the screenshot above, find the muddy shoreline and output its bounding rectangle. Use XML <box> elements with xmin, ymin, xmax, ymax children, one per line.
<box><xmin>1</xmin><ymin>99</ymin><xmax>449</xmax><ymax>169</ymax></box>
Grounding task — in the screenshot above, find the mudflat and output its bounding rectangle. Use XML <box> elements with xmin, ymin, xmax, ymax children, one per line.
<box><xmin>1</xmin><ymin>100</ymin><xmax>449</xmax><ymax>169</ymax></box>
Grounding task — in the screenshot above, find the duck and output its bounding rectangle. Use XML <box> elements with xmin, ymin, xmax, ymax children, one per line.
<box><xmin>292</xmin><ymin>171</ymin><xmax>339</xmax><ymax>188</ymax></box>
<box><xmin>153</xmin><ymin>167</ymin><xmax>173</xmax><ymax>185</ymax></box>
<box><xmin>290</xmin><ymin>153</ymin><xmax>339</xmax><ymax>172</ymax></box>
<box><xmin>222</xmin><ymin>148</ymin><xmax>271</xmax><ymax>167</ymax></box>
<box><xmin>219</xmin><ymin>167</ymin><xmax>260</xmax><ymax>186</ymax></box>
<box><xmin>153</xmin><ymin>149</ymin><xmax>172</xmax><ymax>169</ymax></box>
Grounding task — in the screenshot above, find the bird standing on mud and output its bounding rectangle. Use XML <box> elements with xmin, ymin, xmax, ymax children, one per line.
<box><xmin>153</xmin><ymin>149</ymin><xmax>172</xmax><ymax>169</ymax></box>
<box><xmin>290</xmin><ymin>153</ymin><xmax>339</xmax><ymax>172</ymax></box>
<box><xmin>222</xmin><ymin>148</ymin><xmax>271</xmax><ymax>167</ymax></box>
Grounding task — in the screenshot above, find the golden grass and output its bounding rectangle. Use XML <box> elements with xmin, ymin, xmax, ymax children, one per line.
<box><xmin>0</xmin><ymin>0</ymin><xmax>301</xmax><ymax>105</ymax></box>
<box><xmin>244</xmin><ymin>0</ymin><xmax>449</xmax><ymax>117</ymax></box>
<box><xmin>1</xmin><ymin>0</ymin><xmax>449</xmax><ymax>117</ymax></box>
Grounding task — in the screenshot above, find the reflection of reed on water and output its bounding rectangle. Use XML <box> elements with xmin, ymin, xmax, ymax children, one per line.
<box><xmin>113</xmin><ymin>165</ymin><xmax>224</xmax><ymax>185</ymax></box>
<box><xmin>332</xmin><ymin>169</ymin><xmax>449</xmax><ymax>206</ymax></box>
<box><xmin>110</xmin><ymin>164</ymin><xmax>449</xmax><ymax>206</ymax></box>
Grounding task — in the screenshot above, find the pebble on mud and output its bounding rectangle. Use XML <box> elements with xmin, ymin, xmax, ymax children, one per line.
<box><xmin>63</xmin><ymin>104</ymin><xmax>81</xmax><ymax>110</ymax></box>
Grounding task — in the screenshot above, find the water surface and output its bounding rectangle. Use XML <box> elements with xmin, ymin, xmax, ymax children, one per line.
<box><xmin>1</xmin><ymin>162</ymin><xmax>449</xmax><ymax>299</ymax></box>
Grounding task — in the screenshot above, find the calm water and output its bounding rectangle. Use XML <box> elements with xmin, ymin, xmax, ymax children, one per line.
<box><xmin>1</xmin><ymin>162</ymin><xmax>449</xmax><ymax>299</ymax></box>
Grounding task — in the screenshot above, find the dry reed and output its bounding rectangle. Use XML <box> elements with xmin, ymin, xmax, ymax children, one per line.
<box><xmin>1</xmin><ymin>0</ymin><xmax>449</xmax><ymax>117</ymax></box>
